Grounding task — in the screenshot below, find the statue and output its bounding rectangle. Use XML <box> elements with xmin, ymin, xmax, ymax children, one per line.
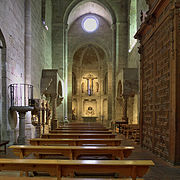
<box><xmin>72</xmin><ymin>108</ymin><xmax>76</xmax><ymax>120</ymax></box>
<box><xmin>81</xmin><ymin>82</ymin><xmax>85</xmax><ymax>93</ymax></box>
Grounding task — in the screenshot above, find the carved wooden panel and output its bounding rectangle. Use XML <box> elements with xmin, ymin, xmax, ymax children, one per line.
<box><xmin>136</xmin><ymin>0</ymin><xmax>180</xmax><ymax>164</ymax></box>
<box><xmin>141</xmin><ymin>6</ymin><xmax>171</xmax><ymax>159</ymax></box>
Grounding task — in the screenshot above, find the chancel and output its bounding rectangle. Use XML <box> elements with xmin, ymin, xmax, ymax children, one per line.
<box><xmin>0</xmin><ymin>0</ymin><xmax>180</xmax><ymax>179</ymax></box>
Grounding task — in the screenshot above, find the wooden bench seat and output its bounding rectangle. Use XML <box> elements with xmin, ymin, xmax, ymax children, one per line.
<box><xmin>49</xmin><ymin>130</ymin><xmax>112</xmax><ymax>134</ymax></box>
<box><xmin>0</xmin><ymin>176</ymin><xmax>144</xmax><ymax>180</ymax></box>
<box><xmin>0</xmin><ymin>159</ymin><xmax>154</xmax><ymax>180</ymax></box>
<box><xmin>9</xmin><ymin>145</ymin><xmax>134</xmax><ymax>160</ymax></box>
<box><xmin>30</xmin><ymin>138</ymin><xmax>122</xmax><ymax>146</ymax></box>
<box><xmin>62</xmin><ymin>123</ymin><xmax>104</xmax><ymax>127</ymax></box>
<box><xmin>56</xmin><ymin>128</ymin><xmax>110</xmax><ymax>131</ymax></box>
<box><xmin>41</xmin><ymin>134</ymin><xmax>116</xmax><ymax>139</ymax></box>
<box><xmin>59</xmin><ymin>125</ymin><xmax>105</xmax><ymax>128</ymax></box>
<box><xmin>121</xmin><ymin>124</ymin><xmax>139</xmax><ymax>141</ymax></box>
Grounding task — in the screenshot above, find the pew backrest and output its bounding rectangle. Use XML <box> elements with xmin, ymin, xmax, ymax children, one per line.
<box><xmin>0</xmin><ymin>159</ymin><xmax>154</xmax><ymax>180</ymax></box>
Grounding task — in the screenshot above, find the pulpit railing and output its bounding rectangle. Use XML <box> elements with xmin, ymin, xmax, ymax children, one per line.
<box><xmin>9</xmin><ymin>84</ymin><xmax>33</xmax><ymax>107</ymax></box>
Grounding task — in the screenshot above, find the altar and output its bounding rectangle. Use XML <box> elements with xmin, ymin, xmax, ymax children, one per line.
<box><xmin>82</xmin><ymin>116</ymin><xmax>98</xmax><ymax>122</ymax></box>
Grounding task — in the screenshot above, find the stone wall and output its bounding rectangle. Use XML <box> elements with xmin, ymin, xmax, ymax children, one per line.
<box><xmin>0</xmin><ymin>0</ymin><xmax>52</xmax><ymax>143</ymax></box>
<box><xmin>0</xmin><ymin>0</ymin><xmax>25</xmax><ymax>143</ymax></box>
<box><xmin>31</xmin><ymin>0</ymin><xmax>52</xmax><ymax>98</ymax></box>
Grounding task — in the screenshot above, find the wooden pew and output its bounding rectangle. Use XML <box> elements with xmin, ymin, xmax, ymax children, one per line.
<box><xmin>61</xmin><ymin>126</ymin><xmax>105</xmax><ymax>129</ymax></box>
<box><xmin>30</xmin><ymin>138</ymin><xmax>122</xmax><ymax>146</ymax></box>
<box><xmin>0</xmin><ymin>177</ymin><xmax>144</xmax><ymax>180</ymax></box>
<box><xmin>49</xmin><ymin>130</ymin><xmax>112</xmax><ymax>134</ymax></box>
<box><xmin>41</xmin><ymin>133</ymin><xmax>116</xmax><ymax>139</ymax></box>
<box><xmin>9</xmin><ymin>145</ymin><xmax>134</xmax><ymax>160</ymax></box>
<box><xmin>0</xmin><ymin>177</ymin><xmax>145</xmax><ymax>180</ymax></box>
<box><xmin>0</xmin><ymin>158</ymin><xmax>154</xmax><ymax>180</ymax></box>
<box><xmin>60</xmin><ymin>123</ymin><xmax>105</xmax><ymax>128</ymax></box>
<box><xmin>67</xmin><ymin>122</ymin><xmax>104</xmax><ymax>126</ymax></box>
<box><xmin>121</xmin><ymin>124</ymin><xmax>140</xmax><ymax>141</ymax></box>
<box><xmin>56</xmin><ymin>127</ymin><xmax>109</xmax><ymax>131</ymax></box>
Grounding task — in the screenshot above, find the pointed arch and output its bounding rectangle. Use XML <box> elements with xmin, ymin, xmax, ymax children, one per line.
<box><xmin>64</xmin><ymin>0</ymin><xmax>116</xmax><ymax>26</ymax></box>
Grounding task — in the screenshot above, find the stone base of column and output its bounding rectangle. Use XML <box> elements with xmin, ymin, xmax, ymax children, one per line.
<box><xmin>17</xmin><ymin>136</ymin><xmax>26</xmax><ymax>145</ymax></box>
<box><xmin>51</xmin><ymin>119</ymin><xmax>57</xmax><ymax>130</ymax></box>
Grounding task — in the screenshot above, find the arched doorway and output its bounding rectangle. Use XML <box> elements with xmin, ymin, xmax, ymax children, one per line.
<box><xmin>65</xmin><ymin>1</ymin><xmax>114</xmax><ymax>125</ymax></box>
<box><xmin>0</xmin><ymin>29</ymin><xmax>8</xmax><ymax>141</ymax></box>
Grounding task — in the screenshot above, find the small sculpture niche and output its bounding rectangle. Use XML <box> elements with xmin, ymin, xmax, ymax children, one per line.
<box><xmin>72</xmin><ymin>108</ymin><xmax>76</xmax><ymax>120</ymax></box>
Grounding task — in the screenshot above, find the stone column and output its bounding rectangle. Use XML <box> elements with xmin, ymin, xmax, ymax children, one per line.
<box><xmin>17</xmin><ymin>112</ymin><xmax>26</xmax><ymax>145</ymax></box>
<box><xmin>107</xmin><ymin>62</ymin><xmax>113</xmax><ymax>127</ymax></box>
<box><xmin>122</xmin><ymin>95</ymin><xmax>128</xmax><ymax>123</ymax></box>
<box><xmin>24</xmin><ymin>0</ymin><xmax>31</xmax><ymax>84</ymax></box>
<box><xmin>114</xmin><ymin>0</ymin><xmax>129</xmax><ymax>71</ymax></box>
<box><xmin>24</xmin><ymin>0</ymin><xmax>33</xmax><ymax>141</ymax></box>
<box><xmin>68</xmin><ymin>61</ymin><xmax>72</xmax><ymax>121</ymax></box>
<box><xmin>111</xmin><ymin>23</ymin><xmax>116</xmax><ymax>125</ymax></box>
<box><xmin>51</xmin><ymin>94</ymin><xmax>57</xmax><ymax>130</ymax></box>
<box><xmin>116</xmin><ymin>21</ymin><xmax>128</xmax><ymax>70</ymax></box>
<box><xmin>77</xmin><ymin>68</ymin><xmax>81</xmax><ymax>121</ymax></box>
<box><xmin>0</xmin><ymin>41</ymin><xmax>2</xmax><ymax>141</ymax></box>
<box><xmin>63</xmin><ymin>24</ymin><xmax>68</xmax><ymax>121</ymax></box>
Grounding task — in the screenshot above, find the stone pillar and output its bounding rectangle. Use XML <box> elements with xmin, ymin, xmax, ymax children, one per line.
<box><xmin>114</xmin><ymin>0</ymin><xmax>129</xmax><ymax>72</ymax></box>
<box><xmin>77</xmin><ymin>69</ymin><xmax>81</xmax><ymax>121</ymax></box>
<box><xmin>111</xmin><ymin>24</ymin><xmax>116</xmax><ymax>125</ymax></box>
<box><xmin>63</xmin><ymin>24</ymin><xmax>68</xmax><ymax>121</ymax></box>
<box><xmin>17</xmin><ymin>112</ymin><xmax>26</xmax><ymax>145</ymax></box>
<box><xmin>0</xmin><ymin>41</ymin><xmax>2</xmax><ymax>141</ymax></box>
<box><xmin>24</xmin><ymin>0</ymin><xmax>33</xmax><ymax>141</ymax></box>
<box><xmin>68</xmin><ymin>61</ymin><xmax>72</xmax><ymax>121</ymax></box>
<box><xmin>122</xmin><ymin>95</ymin><xmax>128</xmax><ymax>123</ymax></box>
<box><xmin>51</xmin><ymin>94</ymin><xmax>57</xmax><ymax>130</ymax></box>
<box><xmin>116</xmin><ymin>22</ymin><xmax>128</xmax><ymax>71</ymax></box>
<box><xmin>107</xmin><ymin>62</ymin><xmax>113</xmax><ymax>127</ymax></box>
<box><xmin>24</xmin><ymin>0</ymin><xmax>31</xmax><ymax>84</ymax></box>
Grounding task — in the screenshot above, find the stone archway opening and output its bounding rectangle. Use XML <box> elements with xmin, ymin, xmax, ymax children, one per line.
<box><xmin>72</xmin><ymin>44</ymin><xmax>108</xmax><ymax>123</ymax></box>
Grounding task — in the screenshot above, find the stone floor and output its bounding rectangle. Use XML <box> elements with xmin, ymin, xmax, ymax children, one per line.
<box><xmin>0</xmin><ymin>136</ymin><xmax>179</xmax><ymax>180</ymax></box>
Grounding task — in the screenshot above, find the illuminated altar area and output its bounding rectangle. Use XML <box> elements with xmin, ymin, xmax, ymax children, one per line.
<box><xmin>69</xmin><ymin>14</ymin><xmax>110</xmax><ymax>125</ymax></box>
<box><xmin>71</xmin><ymin>43</ymin><xmax>109</xmax><ymax>124</ymax></box>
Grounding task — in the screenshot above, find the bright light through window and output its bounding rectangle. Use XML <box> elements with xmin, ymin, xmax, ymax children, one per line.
<box><xmin>82</xmin><ymin>16</ymin><xmax>99</xmax><ymax>33</ymax></box>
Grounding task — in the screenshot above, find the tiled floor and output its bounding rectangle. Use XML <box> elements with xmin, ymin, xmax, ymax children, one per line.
<box><xmin>0</xmin><ymin>136</ymin><xmax>180</xmax><ymax>180</ymax></box>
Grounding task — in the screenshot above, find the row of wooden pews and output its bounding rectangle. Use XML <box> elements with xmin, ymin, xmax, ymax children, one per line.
<box><xmin>1</xmin><ymin>122</ymin><xmax>154</xmax><ymax>180</ymax></box>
